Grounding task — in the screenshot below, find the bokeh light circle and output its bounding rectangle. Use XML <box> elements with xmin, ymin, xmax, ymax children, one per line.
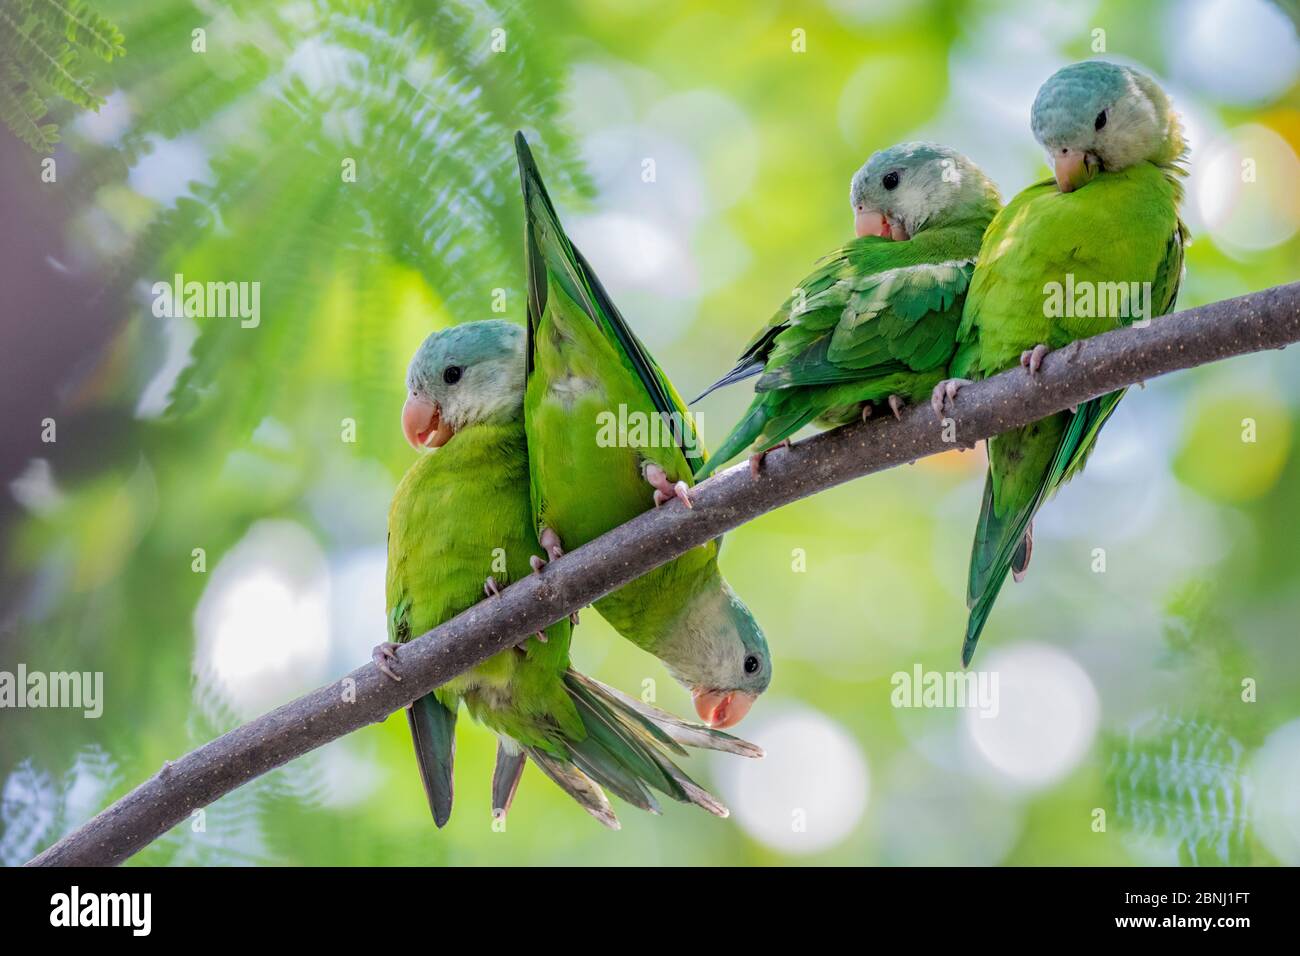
<box><xmin>964</xmin><ymin>643</ymin><xmax>1100</xmax><ymax>789</ymax></box>
<box><xmin>715</xmin><ymin>706</ymin><xmax>868</xmax><ymax>854</ymax></box>
<box><xmin>1196</xmin><ymin>124</ymin><xmax>1300</xmax><ymax>255</ymax></box>
<box><xmin>1249</xmin><ymin>718</ymin><xmax>1300</xmax><ymax>864</ymax></box>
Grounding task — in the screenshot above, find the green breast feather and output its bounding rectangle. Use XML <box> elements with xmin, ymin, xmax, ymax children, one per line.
<box><xmin>385</xmin><ymin>421</ymin><xmax>577</xmax><ymax>750</ymax></box>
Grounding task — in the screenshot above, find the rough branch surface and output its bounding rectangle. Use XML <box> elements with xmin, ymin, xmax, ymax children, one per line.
<box><xmin>28</xmin><ymin>281</ymin><xmax>1300</xmax><ymax>866</ymax></box>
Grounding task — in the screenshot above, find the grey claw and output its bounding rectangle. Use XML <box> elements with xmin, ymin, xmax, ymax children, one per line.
<box><xmin>539</xmin><ymin>527</ymin><xmax>565</xmax><ymax>561</ymax></box>
<box><xmin>372</xmin><ymin>642</ymin><xmax>402</xmax><ymax>682</ymax></box>
<box><xmin>1020</xmin><ymin>343</ymin><xmax>1050</xmax><ymax>376</ymax></box>
<box><xmin>673</xmin><ymin>480</ymin><xmax>692</xmax><ymax>509</ymax></box>
<box><xmin>931</xmin><ymin>378</ymin><xmax>970</xmax><ymax>421</ymax></box>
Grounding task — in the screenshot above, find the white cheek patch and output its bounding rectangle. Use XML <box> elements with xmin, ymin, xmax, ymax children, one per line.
<box><xmin>1099</xmin><ymin>80</ymin><xmax>1161</xmax><ymax>170</ymax></box>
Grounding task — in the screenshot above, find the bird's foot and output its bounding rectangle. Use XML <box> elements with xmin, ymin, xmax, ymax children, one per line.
<box><xmin>930</xmin><ymin>378</ymin><xmax>972</xmax><ymax>421</ymax></box>
<box><xmin>1020</xmin><ymin>344</ymin><xmax>1050</xmax><ymax>376</ymax></box>
<box><xmin>569</xmin><ymin>608</ymin><xmax>580</xmax><ymax>626</ymax></box>
<box><xmin>540</xmin><ymin>527</ymin><xmax>564</xmax><ymax>561</ymax></box>
<box><xmin>644</xmin><ymin>462</ymin><xmax>692</xmax><ymax>509</ymax></box>
<box><xmin>517</xmin><ymin>632</ymin><xmax>548</xmax><ymax>650</ymax></box>
<box><xmin>860</xmin><ymin>403</ymin><xmax>873</xmax><ymax>422</ymax></box>
<box><xmin>888</xmin><ymin>394</ymin><xmax>906</xmax><ymax>420</ymax></box>
<box><xmin>530</xmin><ymin>528</ymin><xmax>565</xmax><ymax>575</ymax></box>
<box><xmin>748</xmin><ymin>440</ymin><xmax>791</xmax><ymax>479</ymax></box>
<box><xmin>484</xmin><ymin>576</ymin><xmax>501</xmax><ymax>598</ymax></box>
<box><xmin>372</xmin><ymin>642</ymin><xmax>402</xmax><ymax>682</ymax></box>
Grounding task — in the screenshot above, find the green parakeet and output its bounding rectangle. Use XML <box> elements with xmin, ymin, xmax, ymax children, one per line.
<box><xmin>691</xmin><ymin>142</ymin><xmax>1001</xmax><ymax>477</ymax></box>
<box><xmin>515</xmin><ymin>133</ymin><xmax>770</xmax><ymax>729</ymax></box>
<box><xmin>381</xmin><ymin>320</ymin><xmax>760</xmax><ymax>829</ymax></box>
<box><xmin>936</xmin><ymin>61</ymin><xmax>1188</xmax><ymax>665</ymax></box>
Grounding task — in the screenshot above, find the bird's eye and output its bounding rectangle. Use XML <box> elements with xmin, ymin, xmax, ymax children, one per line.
<box><xmin>443</xmin><ymin>365</ymin><xmax>462</xmax><ymax>384</ymax></box>
<box><xmin>744</xmin><ymin>654</ymin><xmax>760</xmax><ymax>675</ymax></box>
<box><xmin>882</xmin><ymin>171</ymin><xmax>900</xmax><ymax>191</ymax></box>
<box><xmin>1094</xmin><ymin>110</ymin><xmax>1107</xmax><ymax>131</ymax></box>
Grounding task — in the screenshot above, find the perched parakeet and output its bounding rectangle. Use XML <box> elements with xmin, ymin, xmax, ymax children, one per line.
<box><xmin>380</xmin><ymin>320</ymin><xmax>760</xmax><ymax>829</ymax></box>
<box><xmin>515</xmin><ymin>133</ymin><xmax>770</xmax><ymax>729</ymax></box>
<box><xmin>691</xmin><ymin>143</ymin><xmax>1001</xmax><ymax>477</ymax></box>
<box><xmin>935</xmin><ymin>61</ymin><xmax>1188</xmax><ymax>665</ymax></box>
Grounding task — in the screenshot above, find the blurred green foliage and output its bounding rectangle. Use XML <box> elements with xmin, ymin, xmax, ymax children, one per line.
<box><xmin>2</xmin><ymin>0</ymin><xmax>1298</xmax><ymax>865</ymax></box>
<box><xmin>0</xmin><ymin>0</ymin><xmax>125</xmax><ymax>152</ymax></box>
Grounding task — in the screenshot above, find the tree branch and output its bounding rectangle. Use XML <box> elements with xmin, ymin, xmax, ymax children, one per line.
<box><xmin>27</xmin><ymin>281</ymin><xmax>1300</xmax><ymax>866</ymax></box>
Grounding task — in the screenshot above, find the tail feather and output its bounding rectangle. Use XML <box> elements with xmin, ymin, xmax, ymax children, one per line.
<box><xmin>407</xmin><ymin>694</ymin><xmax>457</xmax><ymax>827</ymax></box>
<box><xmin>568</xmin><ymin>670</ymin><xmax>764</xmax><ymax>758</ymax></box>
<box><xmin>962</xmin><ymin>391</ymin><xmax>1125</xmax><ymax>665</ymax></box>
<box><xmin>557</xmin><ymin>670</ymin><xmax>757</xmax><ymax>818</ymax></box>
<box><xmin>491</xmin><ymin>740</ymin><xmax>526</xmax><ymax>818</ymax></box>
<box><xmin>1010</xmin><ymin>524</ymin><xmax>1032</xmax><ymax>582</ymax></box>
<box><xmin>525</xmin><ymin>748</ymin><xmax>621</xmax><ymax>829</ymax></box>
<box><xmin>567</xmin><ymin>680</ymin><xmax>680</xmax><ymax>794</ymax></box>
<box><xmin>690</xmin><ymin>358</ymin><xmax>765</xmax><ymax>405</ymax></box>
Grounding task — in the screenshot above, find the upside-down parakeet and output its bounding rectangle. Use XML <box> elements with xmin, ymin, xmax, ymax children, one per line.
<box><xmin>515</xmin><ymin>133</ymin><xmax>770</xmax><ymax>729</ymax></box>
<box><xmin>380</xmin><ymin>320</ymin><xmax>759</xmax><ymax>828</ymax></box>
<box><xmin>935</xmin><ymin>61</ymin><xmax>1188</xmax><ymax>665</ymax></box>
<box><xmin>691</xmin><ymin>142</ymin><xmax>1001</xmax><ymax>477</ymax></box>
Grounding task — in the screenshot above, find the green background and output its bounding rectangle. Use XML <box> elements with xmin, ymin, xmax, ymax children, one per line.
<box><xmin>1</xmin><ymin>0</ymin><xmax>1298</xmax><ymax>865</ymax></box>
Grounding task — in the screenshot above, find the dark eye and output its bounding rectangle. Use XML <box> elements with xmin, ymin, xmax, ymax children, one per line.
<box><xmin>443</xmin><ymin>365</ymin><xmax>462</xmax><ymax>384</ymax></box>
<box><xmin>882</xmin><ymin>171</ymin><xmax>900</xmax><ymax>191</ymax></box>
<box><xmin>744</xmin><ymin>654</ymin><xmax>760</xmax><ymax>675</ymax></box>
<box><xmin>1094</xmin><ymin>110</ymin><xmax>1107</xmax><ymax>131</ymax></box>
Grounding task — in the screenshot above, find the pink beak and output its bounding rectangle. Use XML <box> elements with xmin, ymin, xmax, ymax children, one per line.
<box><xmin>854</xmin><ymin>206</ymin><xmax>889</xmax><ymax>239</ymax></box>
<box><xmin>692</xmin><ymin>688</ymin><xmax>758</xmax><ymax>729</ymax></box>
<box><xmin>402</xmin><ymin>394</ymin><xmax>454</xmax><ymax>449</ymax></box>
<box><xmin>855</xmin><ymin>207</ymin><xmax>909</xmax><ymax>241</ymax></box>
<box><xmin>1053</xmin><ymin>148</ymin><xmax>1090</xmax><ymax>193</ymax></box>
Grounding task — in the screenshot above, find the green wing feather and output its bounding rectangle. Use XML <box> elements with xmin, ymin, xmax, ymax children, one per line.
<box><xmin>517</xmin><ymin>132</ymin><xmax>704</xmax><ymax>473</ymax></box>
<box><xmin>695</xmin><ymin>227</ymin><xmax>984</xmax><ymax>477</ymax></box>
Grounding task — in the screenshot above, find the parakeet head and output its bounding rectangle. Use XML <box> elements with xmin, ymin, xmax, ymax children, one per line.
<box><xmin>1031</xmin><ymin>60</ymin><xmax>1186</xmax><ymax>193</ymax></box>
<box><xmin>663</xmin><ymin>574</ymin><xmax>771</xmax><ymax>728</ymax></box>
<box><xmin>402</xmin><ymin>320</ymin><xmax>525</xmax><ymax>448</ymax></box>
<box><xmin>849</xmin><ymin>141</ymin><xmax>1000</xmax><ymax>240</ymax></box>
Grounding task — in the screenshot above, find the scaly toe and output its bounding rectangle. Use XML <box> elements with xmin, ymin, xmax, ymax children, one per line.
<box><xmin>674</xmin><ymin>481</ymin><xmax>693</xmax><ymax>509</ymax></box>
<box><xmin>1020</xmin><ymin>344</ymin><xmax>1050</xmax><ymax>376</ymax></box>
<box><xmin>539</xmin><ymin>528</ymin><xmax>565</xmax><ymax>561</ymax></box>
<box><xmin>372</xmin><ymin>642</ymin><xmax>402</xmax><ymax>682</ymax></box>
